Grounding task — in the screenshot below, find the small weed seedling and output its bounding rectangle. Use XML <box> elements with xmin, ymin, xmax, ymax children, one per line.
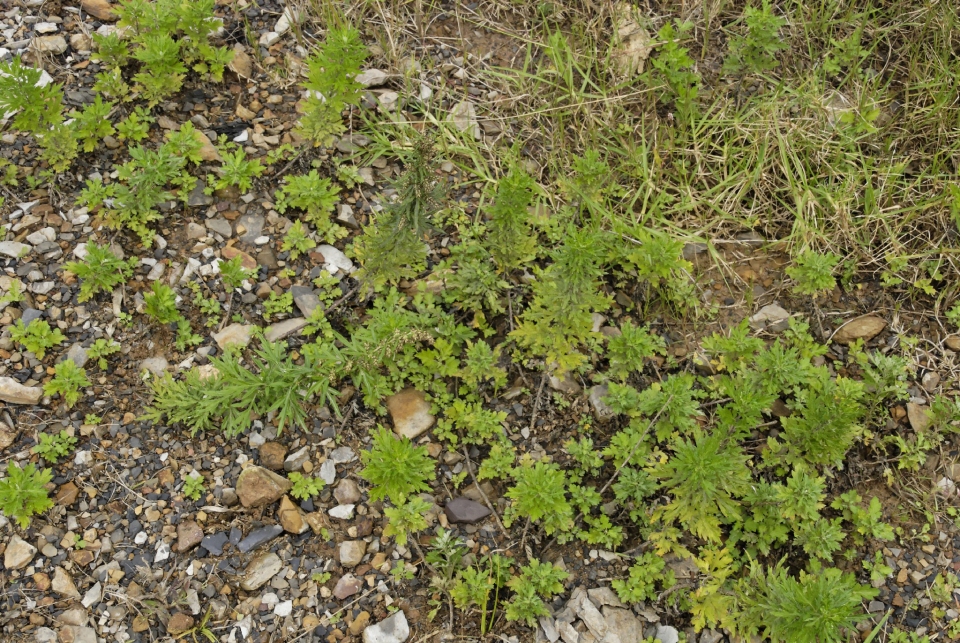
<box><xmin>10</xmin><ymin>319</ymin><xmax>65</xmax><ymax>359</ymax></box>
<box><xmin>0</xmin><ymin>462</ymin><xmax>53</xmax><ymax>528</ymax></box>
<box><xmin>32</xmin><ymin>430</ymin><xmax>78</xmax><ymax>463</ymax></box>
<box><xmin>144</xmin><ymin>282</ymin><xmax>181</xmax><ymax>324</ymax></box>
<box><xmin>182</xmin><ymin>473</ymin><xmax>205</xmax><ymax>501</ymax></box>
<box><xmin>44</xmin><ymin>361</ymin><xmax>91</xmax><ymax>408</ymax></box>
<box><xmin>289</xmin><ymin>472</ymin><xmax>325</xmax><ymax>500</ymax></box>
<box><xmin>88</xmin><ymin>338</ymin><xmax>121</xmax><ymax>369</ymax></box>
<box><xmin>64</xmin><ymin>242</ymin><xmax>138</xmax><ymax>301</ymax></box>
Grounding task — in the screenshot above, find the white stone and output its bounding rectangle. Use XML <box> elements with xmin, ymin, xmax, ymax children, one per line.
<box><xmin>4</xmin><ymin>535</ymin><xmax>37</xmax><ymax>569</ymax></box>
<box><xmin>329</xmin><ymin>504</ymin><xmax>355</xmax><ymax>520</ymax></box>
<box><xmin>316</xmin><ymin>244</ymin><xmax>355</xmax><ymax>274</ymax></box>
<box><xmin>259</xmin><ymin>31</ymin><xmax>279</xmax><ymax>47</ymax></box>
<box><xmin>319</xmin><ymin>460</ymin><xmax>336</xmax><ymax>485</ymax></box>
<box><xmin>356</xmin><ymin>69</ymin><xmax>389</xmax><ymax>87</ymax></box>
<box><xmin>273</xmin><ymin>600</ymin><xmax>293</xmax><ymax>617</ymax></box>
<box><xmin>363</xmin><ymin>610</ymin><xmax>409</xmax><ymax>643</ymax></box>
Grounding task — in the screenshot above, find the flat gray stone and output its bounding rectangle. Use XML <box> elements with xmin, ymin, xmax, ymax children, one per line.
<box><xmin>340</xmin><ymin>540</ymin><xmax>366</xmax><ymax>567</ymax></box>
<box><xmin>240</xmin><ymin>552</ymin><xmax>282</xmax><ymax>591</ymax></box>
<box><xmin>237</xmin><ymin>214</ymin><xmax>264</xmax><ymax>243</ymax></box>
<box><xmin>206</xmin><ymin>218</ymin><xmax>232</xmax><ymax>238</ymax></box>
<box><xmin>291</xmin><ymin>285</ymin><xmax>321</xmax><ymax>317</ymax></box>
<box><xmin>444</xmin><ymin>497</ymin><xmax>490</xmax><ymax>524</ymax></box>
<box><xmin>264</xmin><ymin>317</ymin><xmax>307</xmax><ymax>342</ymax></box>
<box><xmin>655</xmin><ymin>625</ymin><xmax>679</xmax><ymax>643</ymax></box>
<box><xmin>283</xmin><ymin>446</ymin><xmax>310</xmax><ymax>472</ymax></box>
<box><xmin>0</xmin><ymin>377</ymin><xmax>42</xmax><ymax>405</ymax></box>
<box><xmin>363</xmin><ymin>610</ymin><xmax>409</xmax><ymax>643</ymax></box>
<box><xmin>4</xmin><ymin>535</ymin><xmax>36</xmax><ymax>569</ymax></box>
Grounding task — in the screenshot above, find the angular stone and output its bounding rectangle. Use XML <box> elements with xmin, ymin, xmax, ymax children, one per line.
<box><xmin>264</xmin><ymin>317</ymin><xmax>307</xmax><ymax>342</ymax></box>
<box><xmin>166</xmin><ymin>613</ymin><xmax>194</xmax><ymax>635</ymax></box>
<box><xmin>52</xmin><ymin>567</ymin><xmax>80</xmax><ymax>598</ymax></box>
<box><xmin>207</xmin><ymin>218</ymin><xmax>232</xmax><ymax>238</ymax></box>
<box><xmin>333</xmin><ymin>573</ymin><xmax>363</xmax><ymax>599</ymax></box>
<box><xmin>236</xmin><ymin>466</ymin><xmax>293</xmax><ymax>508</ymax></box>
<box><xmin>0</xmin><ymin>241</ymin><xmax>30</xmax><ymax>259</ymax></box>
<box><xmin>340</xmin><ymin>540</ymin><xmax>366</xmax><ymax>567</ymax></box>
<box><xmin>588</xmin><ymin>385</ymin><xmax>616</xmax><ymax>422</ymax></box>
<box><xmin>363</xmin><ymin>610</ymin><xmax>409</xmax><ymax>643</ymax></box>
<box><xmin>654</xmin><ymin>625</ymin><xmax>679</xmax><ymax>643</ymax></box>
<box><xmin>221</xmin><ymin>246</ymin><xmax>256</xmax><ymax>271</ymax></box>
<box><xmin>350</xmin><ymin>611</ymin><xmax>371</xmax><ymax>635</ymax></box>
<box><xmin>4</xmin><ymin>535</ymin><xmax>36</xmax><ymax>569</ymax></box>
<box><xmin>356</xmin><ymin>69</ymin><xmax>389</xmax><ymax>87</ymax></box>
<box><xmin>237</xmin><ymin>524</ymin><xmax>283</xmax><ymax>553</ymax></box>
<box><xmin>229</xmin><ymin>46</ymin><xmax>253</xmax><ymax>78</ymax></box>
<box><xmin>81</xmin><ymin>0</ymin><xmax>117</xmax><ymax>21</ymax></box>
<box><xmin>278</xmin><ymin>496</ymin><xmax>308</xmax><ymax>534</ymax></box>
<box><xmin>186</xmin><ymin>183</ymin><xmax>213</xmax><ymax>208</ymax></box>
<box><xmin>833</xmin><ymin>315</ymin><xmax>887</xmax><ymax>345</ymax></box>
<box><xmin>0</xmin><ymin>377</ymin><xmax>42</xmax><ymax>405</ymax></box>
<box><xmin>907</xmin><ymin>403</ymin><xmax>931</xmax><ymax>432</ymax></box>
<box><xmin>574</xmin><ymin>594</ymin><xmax>607</xmax><ymax>639</ymax></box>
<box><xmin>33</xmin><ymin>35</ymin><xmax>67</xmax><ymax>54</ymax></box>
<box><xmin>0</xmin><ymin>421</ymin><xmax>16</xmax><ymax>450</ymax></box>
<box><xmin>240</xmin><ymin>552</ymin><xmax>282</xmax><ymax>591</ymax></box>
<box><xmin>283</xmin><ymin>446</ymin><xmax>310</xmax><ymax>472</ymax></box>
<box><xmin>59</xmin><ymin>626</ymin><xmax>97</xmax><ymax>643</ymax></box>
<box><xmin>602</xmin><ymin>607</ymin><xmax>643</xmax><ymax>643</ymax></box>
<box><xmin>588</xmin><ymin>588</ymin><xmax>625</xmax><ymax>609</ymax></box>
<box><xmin>749</xmin><ymin>304</ymin><xmax>790</xmax><ymax>332</ymax></box>
<box><xmin>329</xmin><ymin>504</ymin><xmax>355</xmax><ymax>520</ymax></box>
<box><xmin>444</xmin><ymin>497</ymin><xmax>490</xmax><ymax>524</ymax></box>
<box><xmin>201</xmin><ymin>532</ymin><xmax>228</xmax><ymax>556</ymax></box>
<box><xmin>212</xmin><ymin>323</ymin><xmax>253</xmax><ymax>350</ymax></box>
<box><xmin>334</xmin><ymin>479</ymin><xmax>361</xmax><ymax>505</ymax></box>
<box><xmin>81</xmin><ymin>582</ymin><xmax>102</xmax><ymax>608</ymax></box>
<box><xmin>177</xmin><ymin>521</ymin><xmax>204</xmax><ymax>552</ymax></box>
<box><xmin>386</xmin><ymin>388</ymin><xmax>435</xmax><ymax>439</ymax></box>
<box><xmin>316</xmin><ymin>244</ymin><xmax>355</xmax><ymax>274</ymax></box>
<box><xmin>259</xmin><ymin>442</ymin><xmax>287</xmax><ymax>470</ymax></box>
<box><xmin>140</xmin><ymin>357</ymin><xmax>169</xmax><ymax>376</ymax></box>
<box><xmin>291</xmin><ymin>285</ymin><xmax>321</xmax><ymax>317</ymax></box>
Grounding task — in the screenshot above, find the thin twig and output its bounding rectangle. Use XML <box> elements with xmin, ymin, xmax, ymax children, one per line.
<box><xmin>528</xmin><ymin>371</ymin><xmax>548</xmax><ymax>432</ymax></box>
<box><xmin>461</xmin><ymin>446</ymin><xmax>507</xmax><ymax>536</ymax></box>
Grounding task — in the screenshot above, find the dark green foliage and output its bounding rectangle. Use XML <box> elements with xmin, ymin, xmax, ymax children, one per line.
<box><xmin>441</xmin><ymin>227</ymin><xmax>508</xmax><ymax>314</ymax></box>
<box><xmin>32</xmin><ymin>430</ymin><xmax>78</xmax><ymax>463</ymax></box>
<box><xmin>512</xmin><ymin>226</ymin><xmax>611</xmax><ymax>372</ymax></box>
<box><xmin>43</xmin><ymin>361</ymin><xmax>90</xmax><ymax>408</ymax></box>
<box><xmin>605</xmin><ymin>321</ymin><xmax>665</xmax><ymax>380</ymax></box>
<box><xmin>656</xmin><ymin>430</ymin><xmax>752</xmax><ymax>542</ymax></box>
<box><xmin>779</xmin><ymin>374</ymin><xmax>865</xmax><ymax>466</ymax></box>
<box><xmin>723</xmin><ymin>0</ymin><xmax>789</xmax><ymax>75</ymax></box>
<box><xmin>10</xmin><ymin>319</ymin><xmax>65</xmax><ymax>359</ymax></box>
<box><xmin>734</xmin><ymin>562</ymin><xmax>875</xmax><ymax>643</ymax></box>
<box><xmin>275</xmin><ymin>170</ymin><xmax>343</xmax><ymax>242</ymax></box>
<box><xmin>0</xmin><ymin>462</ymin><xmax>53</xmax><ymax>528</ymax></box>
<box><xmin>64</xmin><ymin>242</ymin><xmax>137</xmax><ymax>301</ymax></box>
<box><xmin>486</xmin><ymin>166</ymin><xmax>537</xmax><ymax>271</ymax></box>
<box><xmin>646</xmin><ymin>21</ymin><xmax>699</xmax><ymax>118</ymax></box>
<box><xmin>69</xmin><ymin>96</ymin><xmax>115</xmax><ymax>152</ymax></box>
<box><xmin>505</xmin><ymin>559</ymin><xmax>569</xmax><ymax>626</ymax></box>
<box><xmin>144</xmin><ymin>337</ymin><xmax>340</xmax><ymax>437</ymax></box>
<box><xmin>0</xmin><ymin>56</ymin><xmax>64</xmax><ymax>134</ymax></box>
<box><xmin>144</xmin><ymin>282</ymin><xmax>180</xmax><ymax>324</ymax></box>
<box><xmin>354</xmin><ymin>138</ymin><xmax>444</xmax><ymax>290</ymax></box>
<box><xmin>212</xmin><ymin>147</ymin><xmax>263</xmax><ymax>193</ymax></box>
<box><xmin>360</xmin><ymin>427</ymin><xmax>436</xmax><ymax>504</ymax></box>
<box><xmin>612</xmin><ymin>552</ymin><xmax>675</xmax><ymax>603</ymax></box>
<box><xmin>299</xmin><ymin>26</ymin><xmax>367</xmax><ymax>144</ymax></box>
<box><xmin>504</xmin><ymin>459</ymin><xmax>573</xmax><ymax>535</ymax></box>
<box><xmin>787</xmin><ymin>251</ymin><xmax>840</xmax><ymax>296</ymax></box>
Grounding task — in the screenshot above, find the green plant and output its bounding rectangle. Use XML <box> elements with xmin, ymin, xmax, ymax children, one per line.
<box><xmin>69</xmin><ymin>96</ymin><xmax>115</xmax><ymax>152</ymax></box>
<box><xmin>281</xmin><ymin>220</ymin><xmax>316</xmax><ymax>260</ymax></box>
<box><xmin>37</xmin><ymin>123</ymin><xmax>79</xmax><ymax>173</ymax></box>
<box><xmin>830</xmin><ymin>491</ymin><xmax>894</xmax><ymax>544</ymax></box>
<box><xmin>84</xmin><ymin>414</ymin><xmax>103</xmax><ymax>425</ymax></box>
<box><xmin>486</xmin><ymin>165</ymin><xmax>537</xmax><ymax>271</ymax></box>
<box><xmin>10</xmin><ymin>319</ymin><xmax>65</xmax><ymax>359</ymax></box>
<box><xmin>734</xmin><ymin>562</ymin><xmax>876</xmax><ymax>643</ymax></box>
<box><xmin>289</xmin><ymin>472</ymin><xmax>325</xmax><ymax>500</ymax></box>
<box><xmin>88</xmin><ymin>339</ymin><xmax>121</xmax><ymax>370</ymax></box>
<box><xmin>863</xmin><ymin>550</ymin><xmax>893</xmax><ymax>584</ymax></box>
<box><xmin>723</xmin><ymin>1</ymin><xmax>788</xmax><ymax>75</ymax></box>
<box><xmin>274</xmin><ymin>171</ymin><xmax>344</xmax><ymax>243</ymax></box>
<box><xmin>182</xmin><ymin>473</ymin><xmax>204</xmax><ymax>501</ymax></box>
<box><xmin>211</xmin><ymin>146</ymin><xmax>263</xmax><ymax>193</ymax></box>
<box><xmin>175</xmin><ymin>318</ymin><xmax>203</xmax><ymax>352</ymax></box>
<box><xmin>0</xmin><ymin>462</ymin><xmax>53</xmax><ymax>528</ymax></box>
<box><xmin>298</xmin><ymin>26</ymin><xmax>367</xmax><ymax>144</ymax></box>
<box><xmin>116</xmin><ymin>107</ymin><xmax>153</xmax><ymax>142</ymax></box>
<box><xmin>360</xmin><ymin>427</ymin><xmax>435</xmax><ymax>504</ymax></box>
<box><xmin>383</xmin><ymin>496</ymin><xmax>432</xmax><ymax>546</ymax></box>
<box><xmin>44</xmin><ymin>361</ymin><xmax>91</xmax><ymax>408</ymax></box>
<box><xmin>0</xmin><ymin>56</ymin><xmax>64</xmax><ymax>134</ymax></box>
<box><xmin>655</xmin><ymin>430</ymin><xmax>752</xmax><ymax>542</ymax></box>
<box><xmin>0</xmin><ymin>280</ymin><xmax>24</xmax><ymax>307</ymax></box>
<box><xmin>64</xmin><ymin>242</ymin><xmax>137</xmax><ymax>301</ymax></box>
<box><xmin>512</xmin><ymin>226</ymin><xmax>610</xmax><ymax>373</ymax></box>
<box><xmin>263</xmin><ymin>291</ymin><xmax>294</xmax><ymax>321</ymax></box>
<box><xmin>786</xmin><ymin>251</ymin><xmax>839</xmax><ymax>296</ymax></box>
<box><xmin>778</xmin><ymin>374</ymin><xmax>865</xmax><ymax>466</ymax></box>
<box><xmin>606</xmin><ymin>321</ymin><xmax>665</xmax><ymax>379</ymax></box>
<box><xmin>144</xmin><ymin>337</ymin><xmax>339</xmax><ymax>438</ymax></box>
<box><xmin>144</xmin><ymin>282</ymin><xmax>181</xmax><ymax>324</ymax></box>
<box><xmin>824</xmin><ymin>26</ymin><xmax>869</xmax><ymax>76</ymax></box>
<box><xmin>647</xmin><ymin>21</ymin><xmax>699</xmax><ymax>119</ymax></box>
<box><xmin>451</xmin><ymin>555</ymin><xmax>511</xmax><ymax>635</ymax></box>
<box><xmin>31</xmin><ymin>430</ymin><xmax>78</xmax><ymax>463</ymax></box>
<box><xmin>505</xmin><ymin>559</ymin><xmax>569</xmax><ymax>626</ymax></box>
<box><xmin>504</xmin><ymin>458</ymin><xmax>573</xmax><ymax>536</ymax></box>
<box><xmin>354</xmin><ymin>137</ymin><xmax>444</xmax><ymax>290</ymax></box>
<box><xmin>220</xmin><ymin>255</ymin><xmax>253</xmax><ymax>291</ymax></box>
<box><xmin>613</xmin><ymin>551</ymin><xmax>676</xmax><ymax>603</ymax></box>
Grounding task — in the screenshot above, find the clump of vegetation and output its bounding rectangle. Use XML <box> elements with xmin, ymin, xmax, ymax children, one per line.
<box><xmin>360</xmin><ymin>427</ymin><xmax>435</xmax><ymax>504</ymax></box>
<box><xmin>10</xmin><ymin>319</ymin><xmax>65</xmax><ymax>359</ymax></box>
<box><xmin>64</xmin><ymin>242</ymin><xmax>138</xmax><ymax>301</ymax></box>
<box><xmin>298</xmin><ymin>26</ymin><xmax>367</xmax><ymax>145</ymax></box>
<box><xmin>32</xmin><ymin>430</ymin><xmax>78</xmax><ymax>463</ymax></box>
<box><xmin>44</xmin><ymin>361</ymin><xmax>91</xmax><ymax>408</ymax></box>
<box><xmin>0</xmin><ymin>462</ymin><xmax>53</xmax><ymax>528</ymax></box>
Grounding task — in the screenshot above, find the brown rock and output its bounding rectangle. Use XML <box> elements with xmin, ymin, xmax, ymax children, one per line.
<box><xmin>236</xmin><ymin>104</ymin><xmax>256</xmax><ymax>121</ymax></box>
<box><xmin>333</xmin><ymin>574</ymin><xmax>362</xmax><ymax>599</ymax></box>
<box><xmin>33</xmin><ymin>573</ymin><xmax>51</xmax><ymax>591</ymax></box>
<box><xmin>221</xmin><ymin>246</ymin><xmax>257</xmax><ymax>271</ymax></box>
<box><xmin>55</xmin><ymin>482</ymin><xmax>80</xmax><ymax>506</ymax></box>
<box><xmin>132</xmin><ymin>616</ymin><xmax>150</xmax><ymax>632</ymax></box>
<box><xmin>157</xmin><ymin>468</ymin><xmax>175</xmax><ymax>487</ymax></box>
<box><xmin>907</xmin><ymin>403</ymin><xmax>932</xmax><ymax>432</ymax></box>
<box><xmin>348</xmin><ymin>611</ymin><xmax>370</xmax><ymax>635</ymax></box>
<box><xmin>81</xmin><ymin>0</ymin><xmax>117</xmax><ymax>21</ymax></box>
<box><xmin>946</xmin><ymin>336</ymin><xmax>960</xmax><ymax>352</ymax></box>
<box><xmin>0</xmin><ymin>377</ymin><xmax>43</xmax><ymax>405</ymax></box>
<box><xmin>177</xmin><ymin>521</ymin><xmax>204</xmax><ymax>552</ymax></box>
<box><xmin>386</xmin><ymin>388</ymin><xmax>435</xmax><ymax>439</ymax></box>
<box><xmin>70</xmin><ymin>549</ymin><xmax>94</xmax><ymax>566</ymax></box>
<box><xmin>832</xmin><ymin>315</ymin><xmax>887</xmax><ymax>345</ymax></box>
<box><xmin>194</xmin><ymin>130</ymin><xmax>221</xmax><ymax>162</ymax></box>
<box><xmin>52</xmin><ymin>567</ymin><xmax>80</xmax><ymax>598</ymax></box>
<box><xmin>166</xmin><ymin>612</ymin><xmax>195</xmax><ymax>635</ymax></box>
<box><xmin>259</xmin><ymin>442</ymin><xmax>287</xmax><ymax>470</ymax></box>
<box><xmin>278</xmin><ymin>496</ymin><xmax>308</xmax><ymax>534</ymax></box>
<box><xmin>304</xmin><ymin>511</ymin><xmax>327</xmax><ymax>535</ymax></box>
<box><xmin>229</xmin><ymin>46</ymin><xmax>253</xmax><ymax>78</ymax></box>
<box><xmin>0</xmin><ymin>421</ymin><xmax>17</xmax><ymax>449</ymax></box>
<box><xmin>236</xmin><ymin>466</ymin><xmax>293</xmax><ymax>508</ymax></box>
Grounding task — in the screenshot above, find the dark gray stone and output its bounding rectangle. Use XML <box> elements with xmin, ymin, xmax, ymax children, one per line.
<box><xmin>201</xmin><ymin>532</ymin><xmax>229</xmax><ymax>556</ymax></box>
<box><xmin>237</xmin><ymin>525</ymin><xmax>283</xmax><ymax>553</ymax></box>
<box><xmin>444</xmin><ymin>497</ymin><xmax>490</xmax><ymax>524</ymax></box>
<box><xmin>291</xmin><ymin>286</ymin><xmax>321</xmax><ymax>317</ymax></box>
